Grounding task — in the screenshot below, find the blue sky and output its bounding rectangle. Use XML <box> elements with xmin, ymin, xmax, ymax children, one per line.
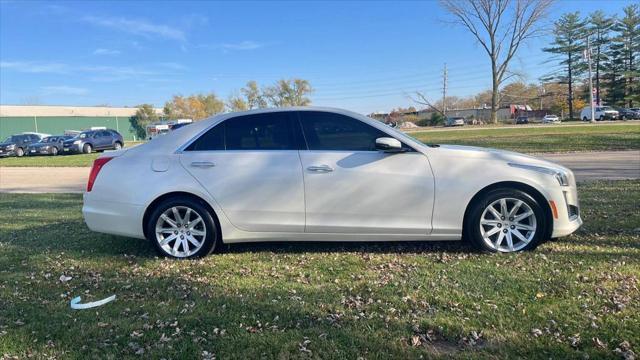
<box><xmin>0</xmin><ymin>0</ymin><xmax>633</xmax><ymax>113</ymax></box>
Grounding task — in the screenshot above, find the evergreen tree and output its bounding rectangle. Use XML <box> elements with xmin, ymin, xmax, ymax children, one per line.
<box><xmin>543</xmin><ymin>12</ymin><xmax>588</xmax><ymax>119</ymax></box>
<box><xmin>614</xmin><ymin>4</ymin><xmax>640</xmax><ymax>107</ymax></box>
<box><xmin>589</xmin><ymin>10</ymin><xmax>614</xmax><ymax>106</ymax></box>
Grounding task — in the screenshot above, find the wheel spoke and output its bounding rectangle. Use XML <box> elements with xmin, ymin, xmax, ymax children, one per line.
<box><xmin>515</xmin><ymin>223</ymin><xmax>535</xmax><ymax>231</ymax></box>
<box><xmin>481</xmin><ymin>219</ymin><xmax>500</xmax><ymax>226</ymax></box>
<box><xmin>514</xmin><ymin>210</ymin><xmax>533</xmax><ymax>222</ymax></box>
<box><xmin>506</xmin><ymin>232</ymin><xmax>514</xmax><ymax>251</ymax></box>
<box><xmin>508</xmin><ymin>200</ymin><xmax>523</xmax><ymax>217</ymax></box>
<box><xmin>187</xmin><ymin>236</ymin><xmax>201</xmax><ymax>247</ymax></box>
<box><xmin>160</xmin><ymin>214</ymin><xmax>178</xmax><ymax>228</ymax></box>
<box><xmin>494</xmin><ymin>231</ymin><xmax>505</xmax><ymax>248</ymax></box>
<box><xmin>172</xmin><ymin>237</ymin><xmax>182</xmax><ymax>253</ymax></box>
<box><xmin>484</xmin><ymin>226</ymin><xmax>501</xmax><ymax>237</ymax></box>
<box><xmin>183</xmin><ymin>238</ymin><xmax>190</xmax><ymax>254</ymax></box>
<box><xmin>190</xmin><ymin>229</ymin><xmax>206</xmax><ymax>237</ymax></box>
<box><xmin>160</xmin><ymin>234</ymin><xmax>177</xmax><ymax>246</ymax></box>
<box><xmin>188</xmin><ymin>218</ymin><xmax>202</xmax><ymax>229</ymax></box>
<box><xmin>500</xmin><ymin>199</ymin><xmax>508</xmax><ymax>217</ymax></box>
<box><xmin>171</xmin><ymin>207</ymin><xmax>182</xmax><ymax>224</ymax></box>
<box><xmin>157</xmin><ymin>227</ymin><xmax>175</xmax><ymax>233</ymax></box>
<box><xmin>488</xmin><ymin>205</ymin><xmax>502</xmax><ymax>220</ymax></box>
<box><xmin>184</xmin><ymin>208</ymin><xmax>192</xmax><ymax>223</ymax></box>
<box><xmin>511</xmin><ymin>229</ymin><xmax>530</xmax><ymax>243</ymax></box>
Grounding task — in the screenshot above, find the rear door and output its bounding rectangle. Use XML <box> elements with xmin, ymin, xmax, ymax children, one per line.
<box><xmin>297</xmin><ymin>111</ymin><xmax>434</xmax><ymax>234</ymax></box>
<box><xmin>179</xmin><ymin>112</ymin><xmax>306</xmax><ymax>232</ymax></box>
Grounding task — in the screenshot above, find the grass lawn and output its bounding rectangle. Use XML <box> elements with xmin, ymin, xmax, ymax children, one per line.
<box><xmin>0</xmin><ymin>123</ymin><xmax>638</xmax><ymax>167</ymax></box>
<box><xmin>410</xmin><ymin>122</ymin><xmax>640</xmax><ymax>153</ymax></box>
<box><xmin>0</xmin><ymin>181</ymin><xmax>638</xmax><ymax>359</ymax></box>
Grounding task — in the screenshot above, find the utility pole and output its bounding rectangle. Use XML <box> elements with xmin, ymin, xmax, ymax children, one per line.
<box><xmin>585</xmin><ymin>36</ymin><xmax>596</xmax><ymax>123</ymax></box>
<box><xmin>442</xmin><ymin>63</ymin><xmax>447</xmax><ymax>117</ymax></box>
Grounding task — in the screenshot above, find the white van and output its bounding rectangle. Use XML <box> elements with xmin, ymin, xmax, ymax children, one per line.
<box><xmin>580</xmin><ymin>106</ymin><xmax>619</xmax><ymax>121</ymax></box>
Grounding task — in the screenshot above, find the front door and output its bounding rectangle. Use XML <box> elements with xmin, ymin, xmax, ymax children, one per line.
<box><xmin>297</xmin><ymin>111</ymin><xmax>434</xmax><ymax>234</ymax></box>
<box><xmin>180</xmin><ymin>112</ymin><xmax>305</xmax><ymax>233</ymax></box>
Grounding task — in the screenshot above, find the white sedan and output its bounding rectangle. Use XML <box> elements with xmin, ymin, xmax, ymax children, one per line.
<box><xmin>542</xmin><ymin>114</ymin><xmax>561</xmax><ymax>123</ymax></box>
<box><xmin>83</xmin><ymin>107</ymin><xmax>582</xmax><ymax>258</ymax></box>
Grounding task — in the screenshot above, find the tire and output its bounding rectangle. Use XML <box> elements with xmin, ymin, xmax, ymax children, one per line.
<box><xmin>464</xmin><ymin>188</ymin><xmax>547</xmax><ymax>253</ymax></box>
<box><xmin>114</xmin><ymin>142</ymin><xmax>122</xmax><ymax>150</ymax></box>
<box><xmin>145</xmin><ymin>197</ymin><xmax>219</xmax><ymax>259</ymax></box>
<box><xmin>583</xmin><ymin>117</ymin><xmax>588</xmax><ymax>121</ymax></box>
<box><xmin>15</xmin><ymin>147</ymin><xmax>24</xmax><ymax>157</ymax></box>
<box><xmin>51</xmin><ymin>147</ymin><xmax>58</xmax><ymax>156</ymax></box>
<box><xmin>83</xmin><ymin>144</ymin><xmax>92</xmax><ymax>154</ymax></box>
<box><xmin>599</xmin><ymin>115</ymin><xmax>604</xmax><ymax>121</ymax></box>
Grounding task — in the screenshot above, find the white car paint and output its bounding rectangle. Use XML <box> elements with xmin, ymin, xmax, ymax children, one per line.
<box><xmin>83</xmin><ymin>107</ymin><xmax>582</xmax><ymax>248</ymax></box>
<box><xmin>542</xmin><ymin>115</ymin><xmax>560</xmax><ymax>123</ymax></box>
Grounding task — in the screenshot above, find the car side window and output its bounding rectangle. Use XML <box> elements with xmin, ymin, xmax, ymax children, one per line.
<box><xmin>298</xmin><ymin>111</ymin><xmax>388</xmax><ymax>151</ymax></box>
<box><xmin>101</xmin><ymin>131</ymin><xmax>111</xmax><ymax>137</ymax></box>
<box><xmin>225</xmin><ymin>113</ymin><xmax>295</xmax><ymax>151</ymax></box>
<box><xmin>185</xmin><ymin>124</ymin><xmax>225</xmax><ymax>151</ymax></box>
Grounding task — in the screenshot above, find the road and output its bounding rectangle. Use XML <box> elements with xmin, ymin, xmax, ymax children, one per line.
<box><xmin>0</xmin><ymin>151</ymin><xmax>638</xmax><ymax>193</ymax></box>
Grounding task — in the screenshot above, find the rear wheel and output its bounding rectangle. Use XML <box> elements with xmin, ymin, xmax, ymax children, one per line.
<box><xmin>465</xmin><ymin>189</ymin><xmax>546</xmax><ymax>253</ymax></box>
<box><xmin>146</xmin><ymin>198</ymin><xmax>219</xmax><ymax>258</ymax></box>
<box><xmin>83</xmin><ymin>144</ymin><xmax>92</xmax><ymax>154</ymax></box>
<box><xmin>114</xmin><ymin>142</ymin><xmax>122</xmax><ymax>150</ymax></box>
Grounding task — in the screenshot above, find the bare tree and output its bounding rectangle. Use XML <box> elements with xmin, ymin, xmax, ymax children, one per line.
<box><xmin>441</xmin><ymin>0</ymin><xmax>553</xmax><ymax>123</ymax></box>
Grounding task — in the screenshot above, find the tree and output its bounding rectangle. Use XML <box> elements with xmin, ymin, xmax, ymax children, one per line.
<box><xmin>262</xmin><ymin>79</ymin><xmax>313</xmax><ymax>107</ymax></box>
<box><xmin>164</xmin><ymin>93</ymin><xmax>225</xmax><ymax>120</ymax></box>
<box><xmin>131</xmin><ymin>104</ymin><xmax>159</xmax><ymax>139</ymax></box>
<box><xmin>589</xmin><ymin>10</ymin><xmax>614</xmax><ymax>106</ymax></box>
<box><xmin>440</xmin><ymin>0</ymin><xmax>553</xmax><ymax>123</ymax></box>
<box><xmin>227</xmin><ymin>94</ymin><xmax>249</xmax><ymax>112</ymax></box>
<box><xmin>241</xmin><ymin>81</ymin><xmax>268</xmax><ymax>109</ymax></box>
<box><xmin>499</xmin><ymin>82</ymin><xmax>539</xmax><ymax>106</ymax></box>
<box><xmin>614</xmin><ymin>4</ymin><xmax>640</xmax><ymax>107</ymax></box>
<box><xmin>543</xmin><ymin>12</ymin><xmax>587</xmax><ymax>119</ymax></box>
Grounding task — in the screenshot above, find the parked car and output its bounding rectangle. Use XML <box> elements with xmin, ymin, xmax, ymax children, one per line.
<box><xmin>515</xmin><ymin>116</ymin><xmax>529</xmax><ymax>125</ymax></box>
<box><xmin>542</xmin><ymin>114</ymin><xmax>561</xmax><ymax>124</ymax></box>
<box><xmin>63</xmin><ymin>129</ymin><xmax>124</xmax><ymax>154</ymax></box>
<box><xmin>26</xmin><ymin>135</ymin><xmax>73</xmax><ymax>156</ymax></box>
<box><xmin>580</xmin><ymin>106</ymin><xmax>619</xmax><ymax>121</ymax></box>
<box><xmin>83</xmin><ymin>107</ymin><xmax>582</xmax><ymax>258</ymax></box>
<box><xmin>445</xmin><ymin>117</ymin><xmax>465</xmax><ymax>127</ymax></box>
<box><xmin>0</xmin><ymin>133</ymin><xmax>45</xmax><ymax>157</ymax></box>
<box><xmin>616</xmin><ymin>108</ymin><xmax>640</xmax><ymax>120</ymax></box>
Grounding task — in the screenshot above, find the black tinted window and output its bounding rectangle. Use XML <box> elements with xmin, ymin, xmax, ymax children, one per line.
<box><xmin>299</xmin><ymin>111</ymin><xmax>387</xmax><ymax>151</ymax></box>
<box><xmin>185</xmin><ymin>124</ymin><xmax>224</xmax><ymax>151</ymax></box>
<box><xmin>225</xmin><ymin>113</ymin><xmax>295</xmax><ymax>150</ymax></box>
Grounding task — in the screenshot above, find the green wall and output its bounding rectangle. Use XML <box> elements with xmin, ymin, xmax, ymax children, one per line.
<box><xmin>0</xmin><ymin>116</ymin><xmax>139</xmax><ymax>141</ymax></box>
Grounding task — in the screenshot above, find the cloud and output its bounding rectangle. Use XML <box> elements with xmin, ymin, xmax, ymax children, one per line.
<box><xmin>82</xmin><ymin>15</ymin><xmax>185</xmax><ymax>41</ymax></box>
<box><xmin>93</xmin><ymin>48</ymin><xmax>121</xmax><ymax>56</ymax></box>
<box><xmin>157</xmin><ymin>62</ymin><xmax>187</xmax><ymax>70</ymax></box>
<box><xmin>221</xmin><ymin>41</ymin><xmax>266</xmax><ymax>51</ymax></box>
<box><xmin>0</xmin><ymin>61</ymin><xmax>69</xmax><ymax>74</ymax></box>
<box><xmin>40</xmin><ymin>86</ymin><xmax>89</xmax><ymax>96</ymax></box>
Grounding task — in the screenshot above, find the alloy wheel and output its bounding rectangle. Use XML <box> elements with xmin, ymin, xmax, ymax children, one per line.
<box><xmin>479</xmin><ymin>198</ymin><xmax>537</xmax><ymax>252</ymax></box>
<box><xmin>155</xmin><ymin>206</ymin><xmax>207</xmax><ymax>258</ymax></box>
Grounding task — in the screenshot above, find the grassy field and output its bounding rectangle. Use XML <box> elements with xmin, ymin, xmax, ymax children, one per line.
<box><xmin>0</xmin><ymin>181</ymin><xmax>638</xmax><ymax>359</ymax></box>
<box><xmin>410</xmin><ymin>122</ymin><xmax>640</xmax><ymax>153</ymax></box>
<box><xmin>0</xmin><ymin>123</ymin><xmax>638</xmax><ymax>167</ymax></box>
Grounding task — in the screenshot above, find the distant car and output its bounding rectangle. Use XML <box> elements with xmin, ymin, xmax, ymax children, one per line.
<box><xmin>0</xmin><ymin>133</ymin><xmax>45</xmax><ymax>157</ymax></box>
<box><xmin>580</xmin><ymin>106</ymin><xmax>618</xmax><ymax>121</ymax></box>
<box><xmin>27</xmin><ymin>135</ymin><xmax>73</xmax><ymax>156</ymax></box>
<box><xmin>515</xmin><ymin>116</ymin><xmax>529</xmax><ymax>125</ymax></box>
<box><xmin>445</xmin><ymin>117</ymin><xmax>465</xmax><ymax>127</ymax></box>
<box><xmin>617</xmin><ymin>108</ymin><xmax>640</xmax><ymax>120</ymax></box>
<box><xmin>62</xmin><ymin>129</ymin><xmax>124</xmax><ymax>154</ymax></box>
<box><xmin>542</xmin><ymin>115</ymin><xmax>561</xmax><ymax>124</ymax></box>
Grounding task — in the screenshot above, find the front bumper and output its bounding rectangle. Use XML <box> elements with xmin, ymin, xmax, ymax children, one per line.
<box><xmin>0</xmin><ymin>149</ymin><xmax>16</xmax><ymax>157</ymax></box>
<box><xmin>28</xmin><ymin>147</ymin><xmax>54</xmax><ymax>155</ymax></box>
<box><xmin>549</xmin><ymin>175</ymin><xmax>583</xmax><ymax>238</ymax></box>
<box><xmin>63</xmin><ymin>143</ymin><xmax>82</xmax><ymax>153</ymax></box>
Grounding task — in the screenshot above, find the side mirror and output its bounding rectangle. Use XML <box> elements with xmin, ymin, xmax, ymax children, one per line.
<box><xmin>375</xmin><ymin>137</ymin><xmax>403</xmax><ymax>152</ymax></box>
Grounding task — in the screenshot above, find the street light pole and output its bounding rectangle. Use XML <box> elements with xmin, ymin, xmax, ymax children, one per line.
<box><xmin>586</xmin><ymin>36</ymin><xmax>596</xmax><ymax>123</ymax></box>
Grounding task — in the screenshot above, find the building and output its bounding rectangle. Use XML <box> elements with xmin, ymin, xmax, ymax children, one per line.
<box><xmin>0</xmin><ymin>105</ymin><xmax>162</xmax><ymax>141</ymax></box>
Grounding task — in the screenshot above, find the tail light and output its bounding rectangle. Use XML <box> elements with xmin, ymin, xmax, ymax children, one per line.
<box><xmin>87</xmin><ymin>157</ymin><xmax>113</xmax><ymax>192</ymax></box>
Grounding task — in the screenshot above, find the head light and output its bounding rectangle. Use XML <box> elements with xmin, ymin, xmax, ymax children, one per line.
<box><xmin>73</xmin><ymin>140</ymin><xmax>82</xmax><ymax>145</ymax></box>
<box><xmin>508</xmin><ymin>163</ymin><xmax>570</xmax><ymax>186</ymax></box>
<box><xmin>6</xmin><ymin>144</ymin><xmax>15</xmax><ymax>150</ymax></box>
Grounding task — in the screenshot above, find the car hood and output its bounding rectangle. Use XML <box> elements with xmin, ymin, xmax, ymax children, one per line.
<box><xmin>29</xmin><ymin>143</ymin><xmax>51</xmax><ymax>148</ymax></box>
<box><xmin>0</xmin><ymin>142</ymin><xmax>15</xmax><ymax>147</ymax></box>
<box><xmin>432</xmin><ymin>144</ymin><xmax>568</xmax><ymax>171</ymax></box>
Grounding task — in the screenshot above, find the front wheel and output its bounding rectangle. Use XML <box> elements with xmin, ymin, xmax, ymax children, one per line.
<box><xmin>51</xmin><ymin>147</ymin><xmax>58</xmax><ymax>156</ymax></box>
<box><xmin>83</xmin><ymin>144</ymin><xmax>92</xmax><ymax>154</ymax></box>
<box><xmin>465</xmin><ymin>189</ymin><xmax>546</xmax><ymax>253</ymax></box>
<box><xmin>15</xmin><ymin>147</ymin><xmax>24</xmax><ymax>157</ymax></box>
<box><xmin>146</xmin><ymin>198</ymin><xmax>219</xmax><ymax>258</ymax></box>
<box><xmin>114</xmin><ymin>142</ymin><xmax>122</xmax><ymax>150</ymax></box>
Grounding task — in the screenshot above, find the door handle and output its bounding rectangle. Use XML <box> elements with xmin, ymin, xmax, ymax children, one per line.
<box><xmin>307</xmin><ymin>165</ymin><xmax>333</xmax><ymax>173</ymax></box>
<box><xmin>190</xmin><ymin>161</ymin><xmax>215</xmax><ymax>168</ymax></box>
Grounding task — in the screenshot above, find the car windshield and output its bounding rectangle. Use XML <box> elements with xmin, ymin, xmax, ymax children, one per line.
<box><xmin>74</xmin><ymin>133</ymin><xmax>89</xmax><ymax>139</ymax></box>
<box><xmin>3</xmin><ymin>136</ymin><xmax>20</xmax><ymax>143</ymax></box>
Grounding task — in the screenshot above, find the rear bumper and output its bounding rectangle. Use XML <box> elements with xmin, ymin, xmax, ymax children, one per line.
<box><xmin>82</xmin><ymin>194</ymin><xmax>145</xmax><ymax>239</ymax></box>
